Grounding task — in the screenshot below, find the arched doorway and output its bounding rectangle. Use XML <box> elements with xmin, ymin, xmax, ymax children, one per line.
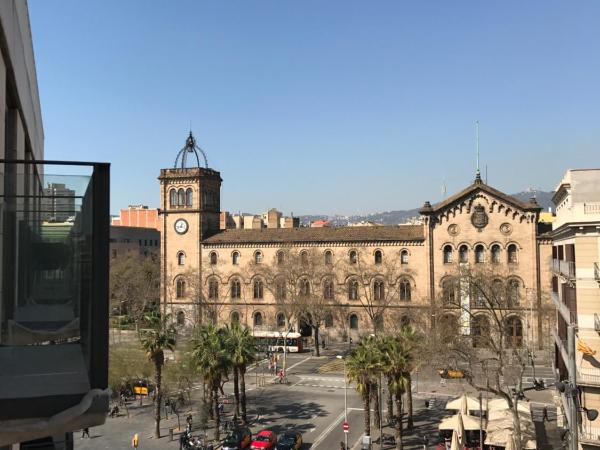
<box><xmin>505</xmin><ymin>316</ymin><xmax>523</xmax><ymax>348</ymax></box>
<box><xmin>176</xmin><ymin>311</ymin><xmax>185</xmax><ymax>326</ymax></box>
<box><xmin>299</xmin><ymin>314</ymin><xmax>312</xmax><ymax>337</ymax></box>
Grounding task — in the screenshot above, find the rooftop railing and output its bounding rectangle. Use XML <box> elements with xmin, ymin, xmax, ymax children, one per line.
<box><xmin>578</xmin><ymin>367</ymin><xmax>600</xmax><ymax>387</ymax></box>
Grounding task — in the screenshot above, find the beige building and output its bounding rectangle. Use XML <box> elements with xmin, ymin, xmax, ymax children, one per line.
<box><xmin>159</xmin><ymin>141</ymin><xmax>553</xmax><ymax>348</ymax></box>
<box><xmin>551</xmin><ymin>169</ymin><xmax>600</xmax><ymax>447</ymax></box>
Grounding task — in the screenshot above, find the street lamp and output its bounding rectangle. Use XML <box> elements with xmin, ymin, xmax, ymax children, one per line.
<box><xmin>337</xmin><ymin>355</ymin><xmax>348</xmax><ymax>450</ymax></box>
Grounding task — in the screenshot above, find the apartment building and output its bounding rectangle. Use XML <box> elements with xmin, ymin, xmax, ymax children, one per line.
<box><xmin>551</xmin><ymin>169</ymin><xmax>600</xmax><ymax>448</ymax></box>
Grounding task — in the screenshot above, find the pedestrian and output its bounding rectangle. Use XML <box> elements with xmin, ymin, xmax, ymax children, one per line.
<box><xmin>268</xmin><ymin>360</ymin><xmax>272</xmax><ymax>373</ymax></box>
<box><xmin>542</xmin><ymin>405</ymin><xmax>549</xmax><ymax>422</ymax></box>
<box><xmin>278</xmin><ymin>369</ymin><xmax>284</xmax><ymax>384</ymax></box>
<box><xmin>322</xmin><ymin>338</ymin><xmax>325</xmax><ymax>349</ymax></box>
<box><xmin>340</xmin><ymin>441</ymin><xmax>346</xmax><ymax>450</ymax></box>
<box><xmin>273</xmin><ymin>362</ymin><xmax>278</xmax><ymax>376</ymax></box>
<box><xmin>81</xmin><ymin>427</ymin><xmax>90</xmax><ymax>438</ymax></box>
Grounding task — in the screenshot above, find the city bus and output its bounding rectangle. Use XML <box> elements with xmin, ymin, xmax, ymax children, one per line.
<box><xmin>252</xmin><ymin>330</ymin><xmax>304</xmax><ymax>353</ymax></box>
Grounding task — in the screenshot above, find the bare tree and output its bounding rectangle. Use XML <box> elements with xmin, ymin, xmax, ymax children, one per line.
<box><xmin>430</xmin><ymin>263</ymin><xmax>534</xmax><ymax>448</ymax></box>
<box><xmin>339</xmin><ymin>246</ymin><xmax>415</xmax><ymax>335</ymax></box>
<box><xmin>110</xmin><ymin>254</ymin><xmax>160</xmax><ymax>330</ymax></box>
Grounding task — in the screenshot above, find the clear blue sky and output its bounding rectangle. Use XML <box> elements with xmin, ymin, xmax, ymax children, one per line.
<box><xmin>29</xmin><ymin>1</ymin><xmax>600</xmax><ymax>216</ymax></box>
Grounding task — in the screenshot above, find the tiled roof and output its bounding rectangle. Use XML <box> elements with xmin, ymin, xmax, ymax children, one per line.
<box><xmin>421</xmin><ymin>180</ymin><xmax>540</xmax><ymax>214</ymax></box>
<box><xmin>202</xmin><ymin>225</ymin><xmax>425</xmax><ymax>245</ymax></box>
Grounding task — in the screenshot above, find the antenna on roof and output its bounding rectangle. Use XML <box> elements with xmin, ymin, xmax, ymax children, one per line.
<box><xmin>442</xmin><ymin>177</ymin><xmax>447</xmax><ymax>199</ymax></box>
<box><xmin>474</xmin><ymin>120</ymin><xmax>482</xmax><ymax>184</ymax></box>
<box><xmin>485</xmin><ymin>164</ymin><xmax>488</xmax><ymax>184</ymax></box>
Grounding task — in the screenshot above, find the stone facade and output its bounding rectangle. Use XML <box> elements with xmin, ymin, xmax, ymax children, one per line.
<box><xmin>159</xmin><ymin>160</ymin><xmax>553</xmax><ymax>349</ymax></box>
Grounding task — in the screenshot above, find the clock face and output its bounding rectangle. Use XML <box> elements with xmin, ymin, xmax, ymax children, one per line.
<box><xmin>174</xmin><ymin>219</ymin><xmax>188</xmax><ymax>234</ymax></box>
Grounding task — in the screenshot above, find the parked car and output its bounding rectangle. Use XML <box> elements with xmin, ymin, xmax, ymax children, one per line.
<box><xmin>251</xmin><ymin>430</ymin><xmax>277</xmax><ymax>450</ymax></box>
<box><xmin>222</xmin><ymin>427</ymin><xmax>252</xmax><ymax>450</ymax></box>
<box><xmin>276</xmin><ymin>431</ymin><xmax>302</xmax><ymax>450</ymax></box>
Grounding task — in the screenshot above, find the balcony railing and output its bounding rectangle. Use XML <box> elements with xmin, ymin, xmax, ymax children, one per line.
<box><xmin>596</xmin><ymin>313</ymin><xmax>600</xmax><ymax>334</ymax></box>
<box><xmin>584</xmin><ymin>202</ymin><xmax>600</xmax><ymax>215</ymax></box>
<box><xmin>595</xmin><ymin>262</ymin><xmax>600</xmax><ymax>283</ymax></box>
<box><xmin>580</xmin><ymin>419</ymin><xmax>600</xmax><ymax>446</ymax></box>
<box><xmin>552</xmin><ymin>329</ymin><xmax>570</xmax><ymax>374</ymax></box>
<box><xmin>552</xmin><ymin>258</ymin><xmax>576</xmax><ymax>279</ymax></box>
<box><xmin>578</xmin><ymin>367</ymin><xmax>600</xmax><ymax>387</ymax></box>
<box><xmin>0</xmin><ymin>160</ymin><xmax>109</xmax><ymax>445</ymax></box>
<box><xmin>551</xmin><ymin>291</ymin><xmax>577</xmax><ymax>325</ymax></box>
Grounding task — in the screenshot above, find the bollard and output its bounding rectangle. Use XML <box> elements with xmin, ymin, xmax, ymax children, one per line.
<box><xmin>169</xmin><ymin>428</ymin><xmax>174</xmax><ymax>441</ymax></box>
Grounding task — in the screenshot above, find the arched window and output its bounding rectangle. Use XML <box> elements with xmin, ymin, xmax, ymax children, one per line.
<box><xmin>323</xmin><ymin>279</ymin><xmax>334</xmax><ymax>300</ymax></box>
<box><xmin>177</xmin><ymin>251</ymin><xmax>185</xmax><ymax>266</ymax></box>
<box><xmin>471</xmin><ymin>282</ymin><xmax>486</xmax><ymax>307</ymax></box>
<box><xmin>300</xmin><ymin>250</ymin><xmax>309</xmax><ymax>265</ymax></box>
<box><xmin>299</xmin><ymin>279</ymin><xmax>310</xmax><ymax>297</ymax></box>
<box><xmin>440</xmin><ymin>314</ymin><xmax>458</xmax><ymax>339</ymax></box>
<box><xmin>459</xmin><ymin>245</ymin><xmax>469</xmax><ymax>263</ymax></box>
<box><xmin>276</xmin><ymin>312</ymin><xmax>286</xmax><ymax>328</ymax></box>
<box><xmin>177</xmin><ymin>311</ymin><xmax>185</xmax><ymax>326</ymax></box>
<box><xmin>442</xmin><ymin>279</ymin><xmax>456</xmax><ymax>305</ymax></box>
<box><xmin>508</xmin><ymin>279</ymin><xmax>520</xmax><ymax>306</ymax></box>
<box><xmin>209</xmin><ymin>251</ymin><xmax>218</xmax><ymax>265</ymax></box>
<box><xmin>169</xmin><ymin>189</ymin><xmax>177</xmax><ymax>207</ymax></box>
<box><xmin>443</xmin><ymin>245</ymin><xmax>453</xmax><ymax>264</ymax></box>
<box><xmin>475</xmin><ymin>244</ymin><xmax>485</xmax><ymax>263</ymax></box>
<box><xmin>185</xmin><ymin>188</ymin><xmax>193</xmax><ymax>207</ymax></box>
<box><xmin>277</xmin><ymin>251</ymin><xmax>285</xmax><ymax>265</ymax></box>
<box><xmin>324</xmin><ymin>250</ymin><xmax>333</xmax><ymax>265</ymax></box>
<box><xmin>400</xmin><ymin>279</ymin><xmax>411</xmax><ymax>301</ymax></box>
<box><xmin>253</xmin><ymin>279</ymin><xmax>264</xmax><ymax>299</ymax></box>
<box><xmin>176</xmin><ymin>278</ymin><xmax>186</xmax><ymax>298</ymax></box>
<box><xmin>374</xmin><ymin>250</ymin><xmax>382</xmax><ymax>265</ymax></box>
<box><xmin>348</xmin><ymin>279</ymin><xmax>359</xmax><ymax>300</ymax></box>
<box><xmin>491</xmin><ymin>244</ymin><xmax>501</xmax><ymax>264</ymax></box>
<box><xmin>349</xmin><ymin>250</ymin><xmax>357</xmax><ymax>264</ymax></box>
<box><xmin>254</xmin><ymin>251</ymin><xmax>263</xmax><ymax>264</ymax></box>
<box><xmin>208</xmin><ymin>279</ymin><xmax>219</xmax><ymax>299</ymax></box>
<box><xmin>505</xmin><ymin>316</ymin><xmax>523</xmax><ymax>348</ymax></box>
<box><xmin>373</xmin><ymin>280</ymin><xmax>385</xmax><ymax>301</ymax></box>
<box><xmin>507</xmin><ymin>244</ymin><xmax>518</xmax><ymax>264</ymax></box>
<box><xmin>275</xmin><ymin>279</ymin><xmax>286</xmax><ymax>300</ymax></box>
<box><xmin>349</xmin><ymin>313</ymin><xmax>359</xmax><ymax>330</ymax></box>
<box><xmin>400</xmin><ymin>250</ymin><xmax>409</xmax><ymax>265</ymax></box>
<box><xmin>232</xmin><ymin>251</ymin><xmax>240</xmax><ymax>265</ymax></box>
<box><xmin>253</xmin><ymin>312</ymin><xmax>263</xmax><ymax>327</ymax></box>
<box><xmin>325</xmin><ymin>313</ymin><xmax>334</xmax><ymax>328</ymax></box>
<box><xmin>231</xmin><ymin>279</ymin><xmax>241</xmax><ymax>299</ymax></box>
<box><xmin>178</xmin><ymin>188</ymin><xmax>185</xmax><ymax>206</ymax></box>
<box><xmin>472</xmin><ymin>315</ymin><xmax>490</xmax><ymax>348</ymax></box>
<box><xmin>231</xmin><ymin>311</ymin><xmax>240</xmax><ymax>323</ymax></box>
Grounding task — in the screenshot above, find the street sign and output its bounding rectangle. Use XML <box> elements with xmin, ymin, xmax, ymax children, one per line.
<box><xmin>343</xmin><ymin>421</ymin><xmax>349</xmax><ymax>433</ymax></box>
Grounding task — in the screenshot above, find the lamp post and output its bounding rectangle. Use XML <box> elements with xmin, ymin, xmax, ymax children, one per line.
<box><xmin>337</xmin><ymin>355</ymin><xmax>348</xmax><ymax>450</ymax></box>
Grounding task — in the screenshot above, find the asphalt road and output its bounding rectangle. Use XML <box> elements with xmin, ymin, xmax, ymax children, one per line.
<box><xmin>75</xmin><ymin>344</ymin><xmax>561</xmax><ymax>450</ymax></box>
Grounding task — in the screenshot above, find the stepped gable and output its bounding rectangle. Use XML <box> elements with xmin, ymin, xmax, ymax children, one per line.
<box><xmin>202</xmin><ymin>224</ymin><xmax>424</xmax><ymax>245</ymax></box>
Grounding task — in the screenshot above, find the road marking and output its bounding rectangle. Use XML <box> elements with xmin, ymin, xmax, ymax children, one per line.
<box><xmin>311</xmin><ymin>409</ymin><xmax>346</xmax><ymax>449</ymax></box>
<box><xmin>286</xmin><ymin>356</ymin><xmax>312</xmax><ymax>371</ymax></box>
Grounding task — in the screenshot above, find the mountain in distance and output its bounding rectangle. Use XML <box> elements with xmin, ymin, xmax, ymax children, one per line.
<box><xmin>298</xmin><ymin>189</ymin><xmax>553</xmax><ymax>226</ymax></box>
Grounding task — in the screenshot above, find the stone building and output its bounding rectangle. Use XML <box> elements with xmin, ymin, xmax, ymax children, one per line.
<box><xmin>159</xmin><ymin>137</ymin><xmax>553</xmax><ymax>348</ymax></box>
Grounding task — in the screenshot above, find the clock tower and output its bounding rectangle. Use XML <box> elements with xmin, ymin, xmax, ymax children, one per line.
<box><xmin>158</xmin><ymin>132</ymin><xmax>222</xmax><ymax>324</ymax></box>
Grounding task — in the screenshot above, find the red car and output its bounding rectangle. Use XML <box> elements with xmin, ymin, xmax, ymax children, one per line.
<box><xmin>251</xmin><ymin>430</ymin><xmax>277</xmax><ymax>450</ymax></box>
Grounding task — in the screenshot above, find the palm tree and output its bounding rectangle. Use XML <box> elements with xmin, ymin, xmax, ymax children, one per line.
<box><xmin>191</xmin><ymin>324</ymin><xmax>231</xmax><ymax>441</ymax></box>
<box><xmin>139</xmin><ymin>312</ymin><xmax>177</xmax><ymax>439</ymax></box>
<box><xmin>346</xmin><ymin>336</ymin><xmax>381</xmax><ymax>437</ymax></box>
<box><xmin>225</xmin><ymin>322</ymin><xmax>257</xmax><ymax>424</ymax></box>
<box><xmin>379</xmin><ymin>333</ymin><xmax>412</xmax><ymax>450</ymax></box>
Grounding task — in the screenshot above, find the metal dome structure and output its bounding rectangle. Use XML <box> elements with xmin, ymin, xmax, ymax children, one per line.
<box><xmin>174</xmin><ymin>131</ymin><xmax>209</xmax><ymax>169</ymax></box>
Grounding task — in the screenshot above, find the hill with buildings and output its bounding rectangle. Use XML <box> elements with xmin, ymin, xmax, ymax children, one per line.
<box><xmin>298</xmin><ymin>189</ymin><xmax>553</xmax><ymax>226</ymax></box>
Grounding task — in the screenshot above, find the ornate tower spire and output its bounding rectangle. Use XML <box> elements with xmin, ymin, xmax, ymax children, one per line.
<box><xmin>174</xmin><ymin>131</ymin><xmax>209</xmax><ymax>169</ymax></box>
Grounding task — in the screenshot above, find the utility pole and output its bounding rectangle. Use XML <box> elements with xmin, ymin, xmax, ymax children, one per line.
<box><xmin>567</xmin><ymin>325</ymin><xmax>578</xmax><ymax>450</ymax></box>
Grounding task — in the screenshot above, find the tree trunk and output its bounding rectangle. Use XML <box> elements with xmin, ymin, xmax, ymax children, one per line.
<box><xmin>395</xmin><ymin>391</ymin><xmax>404</xmax><ymax>450</ymax></box>
<box><xmin>406</xmin><ymin>377</ymin><xmax>413</xmax><ymax>429</ymax></box>
<box><xmin>372</xmin><ymin>381</ymin><xmax>381</xmax><ymax>430</ymax></box>
<box><xmin>363</xmin><ymin>384</ymin><xmax>371</xmax><ymax>437</ymax></box>
<box><xmin>154</xmin><ymin>359</ymin><xmax>162</xmax><ymax>439</ymax></box>
<box><xmin>233</xmin><ymin>366</ymin><xmax>240</xmax><ymax>419</ymax></box>
<box><xmin>314</xmin><ymin>326</ymin><xmax>320</xmax><ymax>357</ymax></box>
<box><xmin>213</xmin><ymin>383</ymin><xmax>220</xmax><ymax>441</ymax></box>
<box><xmin>240</xmin><ymin>366</ymin><xmax>248</xmax><ymax>424</ymax></box>
<box><xmin>386</xmin><ymin>376</ymin><xmax>394</xmax><ymax>423</ymax></box>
